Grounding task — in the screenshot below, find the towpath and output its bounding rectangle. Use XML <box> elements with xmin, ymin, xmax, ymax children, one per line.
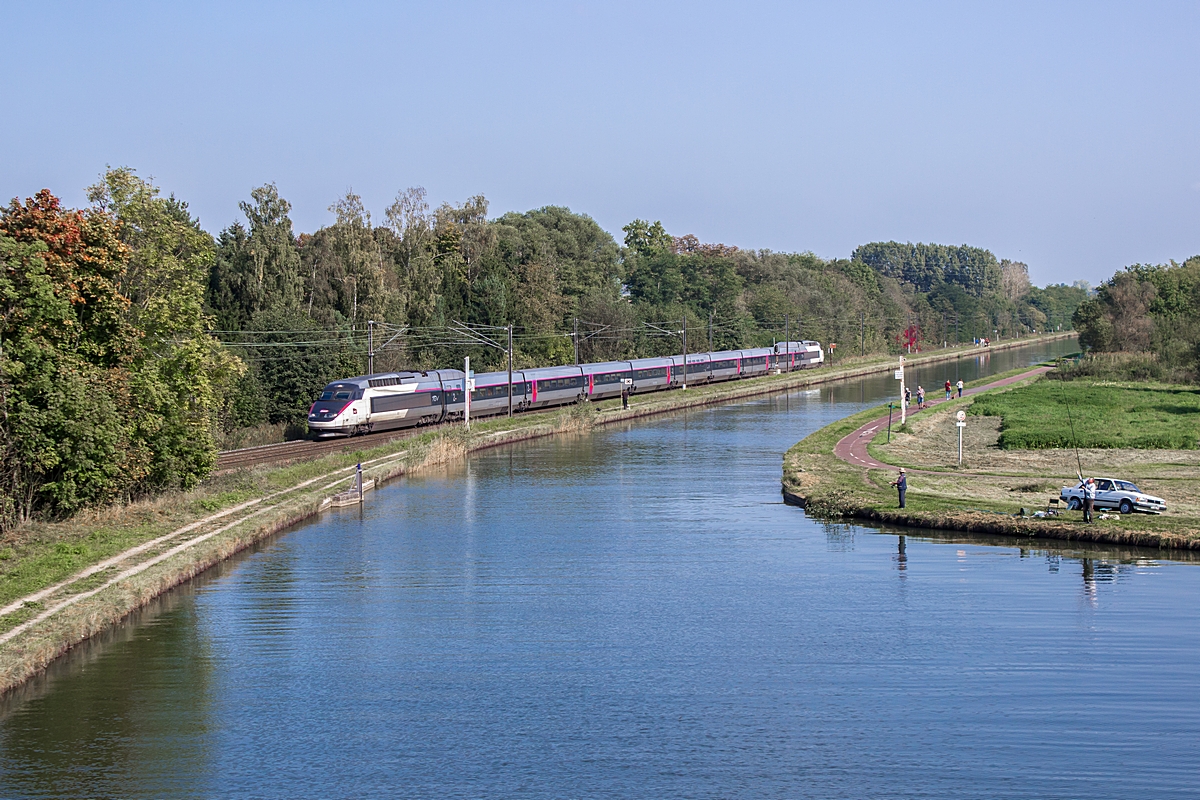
<box><xmin>833</xmin><ymin>366</ymin><xmax>1053</xmax><ymax>472</ymax></box>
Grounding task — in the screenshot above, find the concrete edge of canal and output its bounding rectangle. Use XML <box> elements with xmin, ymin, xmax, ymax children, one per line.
<box><xmin>0</xmin><ymin>333</ymin><xmax>1077</xmax><ymax>697</ymax></box>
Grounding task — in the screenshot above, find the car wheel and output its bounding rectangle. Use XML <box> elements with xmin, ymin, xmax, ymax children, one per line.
<box><xmin>1068</xmin><ymin>498</ymin><xmax>1081</xmax><ymax>511</ymax></box>
<box><xmin>1119</xmin><ymin>499</ymin><xmax>1134</xmax><ymax>515</ymax></box>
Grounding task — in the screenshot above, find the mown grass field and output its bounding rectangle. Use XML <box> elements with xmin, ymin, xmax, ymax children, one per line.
<box><xmin>969</xmin><ymin>381</ymin><xmax>1200</xmax><ymax>450</ymax></box>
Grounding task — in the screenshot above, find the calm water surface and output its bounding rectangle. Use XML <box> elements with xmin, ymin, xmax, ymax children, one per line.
<box><xmin>4</xmin><ymin>340</ymin><xmax>1199</xmax><ymax>798</ymax></box>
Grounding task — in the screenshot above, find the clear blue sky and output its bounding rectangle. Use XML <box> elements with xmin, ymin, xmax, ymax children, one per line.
<box><xmin>3</xmin><ymin>1</ymin><xmax>1197</xmax><ymax>287</ymax></box>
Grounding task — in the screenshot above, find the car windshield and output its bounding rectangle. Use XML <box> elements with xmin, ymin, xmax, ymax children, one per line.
<box><xmin>1115</xmin><ymin>480</ymin><xmax>1139</xmax><ymax>492</ymax></box>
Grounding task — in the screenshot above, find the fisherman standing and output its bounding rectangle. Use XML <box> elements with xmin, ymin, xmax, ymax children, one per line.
<box><xmin>890</xmin><ymin>468</ymin><xmax>908</xmax><ymax>508</ymax></box>
<box><xmin>1083</xmin><ymin>477</ymin><xmax>1097</xmax><ymax>523</ymax></box>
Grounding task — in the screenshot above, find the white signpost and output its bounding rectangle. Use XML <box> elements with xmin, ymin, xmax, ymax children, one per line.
<box><xmin>897</xmin><ymin>357</ymin><xmax>907</xmax><ymax>424</ymax></box>
<box><xmin>464</xmin><ymin>357</ymin><xmax>475</xmax><ymax>430</ymax></box>
<box><xmin>956</xmin><ymin>409</ymin><xmax>967</xmax><ymax>464</ymax></box>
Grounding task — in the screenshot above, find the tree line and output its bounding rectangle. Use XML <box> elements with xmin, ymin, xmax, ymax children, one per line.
<box><xmin>1</xmin><ymin>169</ymin><xmax>1087</xmax><ymax>527</ymax></box>
<box><xmin>1073</xmin><ymin>255</ymin><xmax>1200</xmax><ymax>379</ymax></box>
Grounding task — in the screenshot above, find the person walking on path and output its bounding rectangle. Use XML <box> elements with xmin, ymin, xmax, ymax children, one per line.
<box><xmin>904</xmin><ymin>387</ymin><xmax>911</xmax><ymax>410</ymax></box>
<box><xmin>944</xmin><ymin>380</ymin><xmax>952</xmax><ymax>400</ymax></box>
<box><xmin>1083</xmin><ymin>477</ymin><xmax>1097</xmax><ymax>523</ymax></box>
<box><xmin>956</xmin><ymin>379</ymin><xmax>964</xmax><ymax>398</ymax></box>
<box><xmin>916</xmin><ymin>386</ymin><xmax>925</xmax><ymax>409</ymax></box>
<box><xmin>890</xmin><ymin>468</ymin><xmax>908</xmax><ymax>508</ymax></box>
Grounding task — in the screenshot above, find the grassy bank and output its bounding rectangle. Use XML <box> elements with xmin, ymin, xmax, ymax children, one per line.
<box><xmin>0</xmin><ymin>332</ymin><xmax>1073</xmax><ymax>695</ymax></box>
<box><xmin>783</xmin><ymin>366</ymin><xmax>1200</xmax><ymax>551</ymax></box>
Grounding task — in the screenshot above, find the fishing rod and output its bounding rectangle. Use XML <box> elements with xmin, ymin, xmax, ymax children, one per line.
<box><xmin>1063</xmin><ymin>398</ymin><xmax>1084</xmax><ymax>481</ymax></box>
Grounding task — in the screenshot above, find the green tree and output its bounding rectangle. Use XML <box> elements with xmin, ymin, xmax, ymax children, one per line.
<box><xmin>89</xmin><ymin>168</ymin><xmax>244</xmax><ymax>490</ymax></box>
<box><xmin>622</xmin><ymin>219</ymin><xmax>673</xmax><ymax>257</ymax></box>
<box><xmin>0</xmin><ymin>192</ymin><xmax>144</xmax><ymax>526</ymax></box>
<box><xmin>208</xmin><ymin>183</ymin><xmax>305</xmax><ymax>329</ymax></box>
<box><xmin>249</xmin><ymin>309</ymin><xmax>361</xmax><ymax>424</ymax></box>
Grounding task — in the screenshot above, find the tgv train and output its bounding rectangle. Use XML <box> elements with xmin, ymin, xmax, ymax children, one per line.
<box><xmin>307</xmin><ymin>341</ymin><xmax>824</xmax><ymax>436</ymax></box>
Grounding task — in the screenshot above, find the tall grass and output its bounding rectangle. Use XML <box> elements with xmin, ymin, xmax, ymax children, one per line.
<box><xmin>1049</xmin><ymin>352</ymin><xmax>1195</xmax><ymax>384</ymax></box>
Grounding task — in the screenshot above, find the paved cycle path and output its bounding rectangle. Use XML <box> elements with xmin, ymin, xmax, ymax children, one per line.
<box><xmin>833</xmin><ymin>366</ymin><xmax>1054</xmax><ymax>472</ymax></box>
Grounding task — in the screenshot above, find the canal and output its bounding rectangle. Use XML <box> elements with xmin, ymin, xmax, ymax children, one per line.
<box><xmin>3</xmin><ymin>339</ymin><xmax>1199</xmax><ymax>798</ymax></box>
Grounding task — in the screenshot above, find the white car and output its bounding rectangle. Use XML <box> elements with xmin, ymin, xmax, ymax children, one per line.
<box><xmin>1060</xmin><ymin>478</ymin><xmax>1166</xmax><ymax>515</ymax></box>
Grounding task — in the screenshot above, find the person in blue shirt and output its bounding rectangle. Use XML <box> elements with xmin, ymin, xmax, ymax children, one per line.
<box><xmin>890</xmin><ymin>468</ymin><xmax>907</xmax><ymax>508</ymax></box>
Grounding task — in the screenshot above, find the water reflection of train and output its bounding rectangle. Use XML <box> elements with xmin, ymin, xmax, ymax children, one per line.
<box><xmin>307</xmin><ymin>341</ymin><xmax>825</xmax><ymax>435</ymax></box>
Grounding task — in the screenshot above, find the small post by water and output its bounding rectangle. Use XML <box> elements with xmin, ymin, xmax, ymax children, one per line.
<box><xmin>887</xmin><ymin>403</ymin><xmax>894</xmax><ymax>443</ymax></box>
<box><xmin>898</xmin><ymin>356</ymin><xmax>906</xmax><ymax>425</ymax></box>
<box><xmin>464</xmin><ymin>356</ymin><xmax>471</xmax><ymax>430</ymax></box>
<box><xmin>357</xmin><ymin>462</ymin><xmax>363</xmax><ymax>503</ymax></box>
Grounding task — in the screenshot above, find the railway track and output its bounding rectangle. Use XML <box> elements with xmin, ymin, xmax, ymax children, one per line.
<box><xmin>215</xmin><ymin>425</ymin><xmax>442</xmax><ymax>472</ymax></box>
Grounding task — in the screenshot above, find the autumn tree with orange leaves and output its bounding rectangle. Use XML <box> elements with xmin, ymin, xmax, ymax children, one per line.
<box><xmin>0</xmin><ymin>175</ymin><xmax>242</xmax><ymax>528</ymax></box>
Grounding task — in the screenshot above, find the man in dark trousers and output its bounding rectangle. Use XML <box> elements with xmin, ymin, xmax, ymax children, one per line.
<box><xmin>621</xmin><ymin>386</ymin><xmax>630</xmax><ymax>410</ymax></box>
<box><xmin>1083</xmin><ymin>477</ymin><xmax>1096</xmax><ymax>523</ymax></box>
<box><xmin>890</xmin><ymin>468</ymin><xmax>907</xmax><ymax>508</ymax></box>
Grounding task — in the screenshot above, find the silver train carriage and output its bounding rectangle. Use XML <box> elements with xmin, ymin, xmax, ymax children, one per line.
<box><xmin>307</xmin><ymin>343</ymin><xmax>821</xmax><ymax>435</ymax></box>
<box><xmin>773</xmin><ymin>341</ymin><xmax>824</xmax><ymax>371</ymax></box>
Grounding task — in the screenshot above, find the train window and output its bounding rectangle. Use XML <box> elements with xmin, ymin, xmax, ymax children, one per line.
<box><xmin>471</xmin><ymin>384</ymin><xmax>511</xmax><ymax>401</ymax></box>
<box><xmin>334</xmin><ymin>391</ymin><xmax>351</xmax><ymax>400</ymax></box>
<box><xmin>371</xmin><ymin>392</ymin><xmax>433</xmax><ymax>413</ymax></box>
<box><xmin>320</xmin><ymin>391</ymin><xmax>334</xmax><ymax>400</ymax></box>
<box><xmin>540</xmin><ymin>376</ymin><xmax>584</xmax><ymax>391</ymax></box>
